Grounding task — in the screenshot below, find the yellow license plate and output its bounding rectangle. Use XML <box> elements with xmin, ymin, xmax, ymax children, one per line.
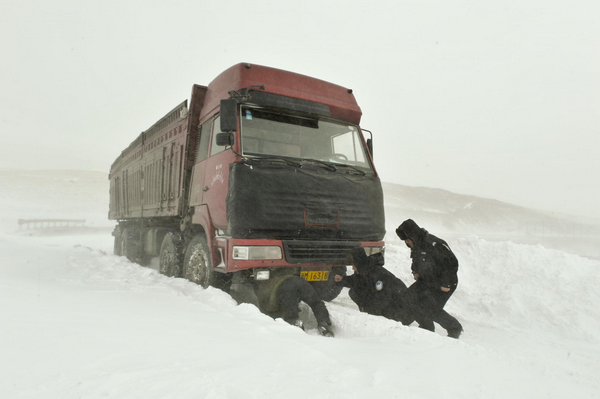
<box><xmin>300</xmin><ymin>270</ymin><xmax>330</xmax><ymax>282</ymax></box>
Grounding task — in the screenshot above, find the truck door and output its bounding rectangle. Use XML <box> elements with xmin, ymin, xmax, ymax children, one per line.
<box><xmin>122</xmin><ymin>170</ymin><xmax>129</xmax><ymax>216</ymax></box>
<box><xmin>160</xmin><ymin>143</ymin><xmax>176</xmax><ymax>212</ymax></box>
<box><xmin>202</xmin><ymin>115</ymin><xmax>236</xmax><ymax>228</ymax></box>
<box><xmin>160</xmin><ymin>146</ymin><xmax>167</xmax><ymax>210</ymax></box>
<box><xmin>188</xmin><ymin>118</ymin><xmax>212</xmax><ymax>207</ymax></box>
<box><xmin>114</xmin><ymin>176</ymin><xmax>121</xmax><ymax>217</ymax></box>
<box><xmin>167</xmin><ymin>142</ymin><xmax>176</xmax><ymax>209</ymax></box>
<box><xmin>175</xmin><ymin>144</ymin><xmax>184</xmax><ymax>202</ymax></box>
<box><xmin>142</xmin><ymin>152</ymin><xmax>158</xmax><ymax>215</ymax></box>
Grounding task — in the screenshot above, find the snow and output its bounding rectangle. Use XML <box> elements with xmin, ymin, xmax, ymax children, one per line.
<box><xmin>1</xmin><ymin>170</ymin><xmax>600</xmax><ymax>398</ymax></box>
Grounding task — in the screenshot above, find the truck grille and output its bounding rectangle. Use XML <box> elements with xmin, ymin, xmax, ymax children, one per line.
<box><xmin>282</xmin><ymin>240</ymin><xmax>360</xmax><ymax>264</ymax></box>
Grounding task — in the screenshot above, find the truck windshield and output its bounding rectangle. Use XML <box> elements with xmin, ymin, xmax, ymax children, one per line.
<box><xmin>240</xmin><ymin>107</ymin><xmax>373</xmax><ymax>173</ymax></box>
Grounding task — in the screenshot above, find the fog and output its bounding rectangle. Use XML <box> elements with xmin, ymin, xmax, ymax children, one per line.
<box><xmin>1</xmin><ymin>0</ymin><xmax>599</xmax><ymax>219</ymax></box>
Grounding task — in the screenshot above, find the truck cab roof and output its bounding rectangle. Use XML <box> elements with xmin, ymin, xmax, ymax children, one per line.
<box><xmin>199</xmin><ymin>63</ymin><xmax>362</xmax><ymax>124</ymax></box>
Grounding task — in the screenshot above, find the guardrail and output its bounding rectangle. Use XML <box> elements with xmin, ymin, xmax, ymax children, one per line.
<box><xmin>18</xmin><ymin>219</ymin><xmax>86</xmax><ymax>229</ymax></box>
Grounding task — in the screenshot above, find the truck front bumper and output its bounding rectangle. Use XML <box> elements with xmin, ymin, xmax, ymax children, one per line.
<box><xmin>217</xmin><ymin>237</ymin><xmax>384</xmax><ymax>272</ymax></box>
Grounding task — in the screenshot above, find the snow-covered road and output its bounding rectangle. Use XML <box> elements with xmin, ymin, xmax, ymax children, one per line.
<box><xmin>2</xmin><ymin>231</ymin><xmax>599</xmax><ymax>398</ymax></box>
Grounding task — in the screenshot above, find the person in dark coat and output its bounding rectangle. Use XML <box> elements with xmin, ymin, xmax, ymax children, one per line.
<box><xmin>396</xmin><ymin>219</ymin><xmax>463</xmax><ymax>338</ymax></box>
<box><xmin>255</xmin><ymin>270</ymin><xmax>334</xmax><ymax>337</ymax></box>
<box><xmin>334</xmin><ymin>247</ymin><xmax>408</xmax><ymax>320</ymax></box>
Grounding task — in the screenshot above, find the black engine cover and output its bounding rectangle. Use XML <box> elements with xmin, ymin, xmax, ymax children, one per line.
<box><xmin>226</xmin><ymin>161</ymin><xmax>385</xmax><ymax>241</ymax></box>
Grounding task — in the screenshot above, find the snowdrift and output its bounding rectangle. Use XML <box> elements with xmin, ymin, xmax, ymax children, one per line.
<box><xmin>1</xmin><ymin>170</ymin><xmax>599</xmax><ymax>398</ymax></box>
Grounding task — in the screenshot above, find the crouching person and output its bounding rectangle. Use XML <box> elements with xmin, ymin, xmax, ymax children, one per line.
<box><xmin>396</xmin><ymin>219</ymin><xmax>463</xmax><ymax>339</ymax></box>
<box><xmin>255</xmin><ymin>269</ymin><xmax>335</xmax><ymax>337</ymax></box>
<box><xmin>334</xmin><ymin>247</ymin><xmax>408</xmax><ymax>320</ymax></box>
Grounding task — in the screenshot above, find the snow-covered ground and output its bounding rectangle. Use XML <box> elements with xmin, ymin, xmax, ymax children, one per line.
<box><xmin>1</xmin><ymin>170</ymin><xmax>600</xmax><ymax>398</ymax></box>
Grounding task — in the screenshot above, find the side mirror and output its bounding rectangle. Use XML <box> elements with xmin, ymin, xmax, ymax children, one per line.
<box><xmin>362</xmin><ymin>129</ymin><xmax>374</xmax><ymax>159</ymax></box>
<box><xmin>216</xmin><ymin>132</ymin><xmax>234</xmax><ymax>146</ymax></box>
<box><xmin>220</xmin><ymin>99</ymin><xmax>238</xmax><ymax>132</ymax></box>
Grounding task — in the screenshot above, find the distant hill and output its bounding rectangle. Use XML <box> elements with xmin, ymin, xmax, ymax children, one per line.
<box><xmin>382</xmin><ymin>182</ymin><xmax>600</xmax><ymax>259</ymax></box>
<box><xmin>1</xmin><ymin>170</ymin><xmax>598</xmax><ymax>259</ymax></box>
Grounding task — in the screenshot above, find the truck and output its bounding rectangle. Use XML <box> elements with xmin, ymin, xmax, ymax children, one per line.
<box><xmin>109</xmin><ymin>63</ymin><xmax>385</xmax><ymax>302</ymax></box>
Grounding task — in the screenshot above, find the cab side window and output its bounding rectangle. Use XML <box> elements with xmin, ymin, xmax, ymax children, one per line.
<box><xmin>332</xmin><ymin>130</ymin><xmax>367</xmax><ymax>163</ymax></box>
<box><xmin>210</xmin><ymin>116</ymin><xmax>227</xmax><ymax>157</ymax></box>
<box><xmin>196</xmin><ymin>119</ymin><xmax>212</xmax><ymax>163</ymax></box>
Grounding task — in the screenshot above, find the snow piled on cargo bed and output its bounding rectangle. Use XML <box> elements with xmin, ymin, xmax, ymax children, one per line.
<box><xmin>1</xmin><ymin>170</ymin><xmax>600</xmax><ymax>398</ymax></box>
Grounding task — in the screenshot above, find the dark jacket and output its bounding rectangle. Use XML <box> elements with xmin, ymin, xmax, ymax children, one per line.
<box><xmin>338</xmin><ymin>248</ymin><xmax>407</xmax><ymax>316</ymax></box>
<box><xmin>255</xmin><ymin>271</ymin><xmax>296</xmax><ymax>314</ymax></box>
<box><xmin>396</xmin><ymin>219</ymin><xmax>459</xmax><ymax>291</ymax></box>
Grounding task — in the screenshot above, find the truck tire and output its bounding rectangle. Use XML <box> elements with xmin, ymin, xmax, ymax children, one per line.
<box><xmin>183</xmin><ymin>235</ymin><xmax>214</xmax><ymax>288</ymax></box>
<box><xmin>113</xmin><ymin>227</ymin><xmax>123</xmax><ymax>256</ymax></box>
<box><xmin>121</xmin><ymin>228</ymin><xmax>140</xmax><ymax>263</ymax></box>
<box><xmin>159</xmin><ymin>232</ymin><xmax>183</xmax><ymax>277</ymax></box>
<box><xmin>310</xmin><ymin>266</ymin><xmax>347</xmax><ymax>302</ymax></box>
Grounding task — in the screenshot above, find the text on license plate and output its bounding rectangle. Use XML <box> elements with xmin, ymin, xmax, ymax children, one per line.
<box><xmin>300</xmin><ymin>270</ymin><xmax>330</xmax><ymax>282</ymax></box>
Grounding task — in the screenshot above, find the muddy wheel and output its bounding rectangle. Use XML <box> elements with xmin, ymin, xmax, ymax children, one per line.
<box><xmin>121</xmin><ymin>228</ymin><xmax>140</xmax><ymax>262</ymax></box>
<box><xmin>183</xmin><ymin>235</ymin><xmax>214</xmax><ymax>288</ymax></box>
<box><xmin>159</xmin><ymin>232</ymin><xmax>183</xmax><ymax>277</ymax></box>
<box><xmin>310</xmin><ymin>266</ymin><xmax>346</xmax><ymax>301</ymax></box>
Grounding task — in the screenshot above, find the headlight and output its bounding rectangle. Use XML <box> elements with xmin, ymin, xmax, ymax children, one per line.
<box><xmin>232</xmin><ymin>246</ymin><xmax>283</xmax><ymax>260</ymax></box>
<box><xmin>364</xmin><ymin>246</ymin><xmax>384</xmax><ymax>256</ymax></box>
<box><xmin>255</xmin><ymin>270</ymin><xmax>270</xmax><ymax>280</ymax></box>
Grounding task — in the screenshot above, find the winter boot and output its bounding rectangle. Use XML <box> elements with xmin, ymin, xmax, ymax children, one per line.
<box><xmin>417</xmin><ymin>319</ymin><xmax>435</xmax><ymax>332</ymax></box>
<box><xmin>435</xmin><ymin>311</ymin><xmax>462</xmax><ymax>338</ymax></box>
<box><xmin>447</xmin><ymin>327</ymin><xmax>463</xmax><ymax>339</ymax></box>
<box><xmin>284</xmin><ymin>318</ymin><xmax>305</xmax><ymax>331</ymax></box>
<box><xmin>317</xmin><ymin>321</ymin><xmax>334</xmax><ymax>338</ymax></box>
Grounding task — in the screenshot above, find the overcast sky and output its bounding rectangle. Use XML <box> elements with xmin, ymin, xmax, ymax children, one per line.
<box><xmin>1</xmin><ymin>0</ymin><xmax>599</xmax><ymax>218</ymax></box>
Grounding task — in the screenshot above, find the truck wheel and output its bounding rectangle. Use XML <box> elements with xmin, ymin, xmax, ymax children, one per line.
<box><xmin>121</xmin><ymin>228</ymin><xmax>139</xmax><ymax>263</ymax></box>
<box><xmin>183</xmin><ymin>235</ymin><xmax>214</xmax><ymax>288</ymax></box>
<box><xmin>159</xmin><ymin>232</ymin><xmax>183</xmax><ymax>277</ymax></box>
<box><xmin>310</xmin><ymin>266</ymin><xmax>347</xmax><ymax>301</ymax></box>
<box><xmin>113</xmin><ymin>227</ymin><xmax>123</xmax><ymax>256</ymax></box>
